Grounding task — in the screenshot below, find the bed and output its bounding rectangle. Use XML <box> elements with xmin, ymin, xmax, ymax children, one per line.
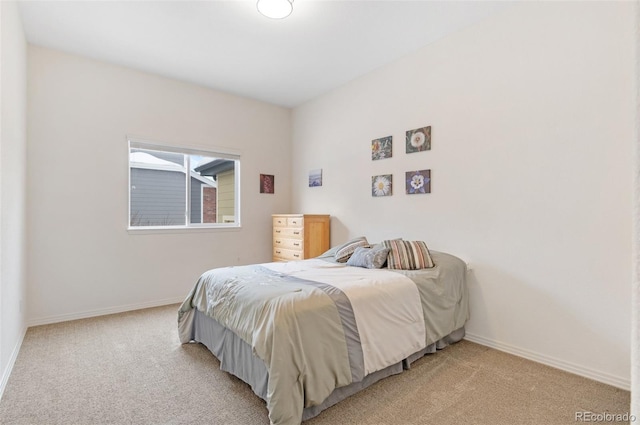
<box><xmin>178</xmin><ymin>240</ymin><xmax>469</xmax><ymax>425</ymax></box>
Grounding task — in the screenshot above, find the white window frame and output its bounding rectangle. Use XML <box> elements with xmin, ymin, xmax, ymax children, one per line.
<box><xmin>128</xmin><ymin>137</ymin><xmax>241</xmax><ymax>232</ymax></box>
<box><xmin>200</xmin><ymin>184</ymin><xmax>205</xmax><ymax>225</ymax></box>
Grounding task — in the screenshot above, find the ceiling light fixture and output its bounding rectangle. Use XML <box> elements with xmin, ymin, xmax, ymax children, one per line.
<box><xmin>257</xmin><ymin>0</ymin><xmax>293</xmax><ymax>19</ymax></box>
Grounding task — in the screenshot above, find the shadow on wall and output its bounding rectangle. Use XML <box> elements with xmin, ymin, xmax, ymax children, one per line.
<box><xmin>329</xmin><ymin>217</ymin><xmax>349</xmax><ymax>248</ymax></box>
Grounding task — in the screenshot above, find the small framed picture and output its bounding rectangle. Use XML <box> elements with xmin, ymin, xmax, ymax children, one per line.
<box><xmin>372</xmin><ymin>174</ymin><xmax>392</xmax><ymax>197</ymax></box>
<box><xmin>405</xmin><ymin>169</ymin><xmax>431</xmax><ymax>194</ymax></box>
<box><xmin>372</xmin><ymin>136</ymin><xmax>392</xmax><ymax>160</ymax></box>
<box><xmin>309</xmin><ymin>169</ymin><xmax>323</xmax><ymax>187</ymax></box>
<box><xmin>260</xmin><ymin>174</ymin><xmax>275</xmax><ymax>194</ymax></box>
<box><xmin>406</xmin><ymin>126</ymin><xmax>431</xmax><ymax>154</ymax></box>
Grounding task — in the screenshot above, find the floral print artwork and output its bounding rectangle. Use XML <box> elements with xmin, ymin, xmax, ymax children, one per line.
<box><xmin>405</xmin><ymin>126</ymin><xmax>431</xmax><ymax>154</ymax></box>
<box><xmin>372</xmin><ymin>174</ymin><xmax>392</xmax><ymax>197</ymax></box>
<box><xmin>371</xmin><ymin>136</ymin><xmax>392</xmax><ymax>160</ymax></box>
<box><xmin>405</xmin><ymin>170</ymin><xmax>431</xmax><ymax>194</ymax></box>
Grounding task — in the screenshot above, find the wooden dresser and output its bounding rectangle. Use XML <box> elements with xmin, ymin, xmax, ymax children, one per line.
<box><xmin>272</xmin><ymin>214</ymin><xmax>330</xmax><ymax>261</ymax></box>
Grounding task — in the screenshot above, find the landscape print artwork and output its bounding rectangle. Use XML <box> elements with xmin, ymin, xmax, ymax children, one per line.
<box><xmin>309</xmin><ymin>169</ymin><xmax>323</xmax><ymax>187</ymax></box>
<box><xmin>406</xmin><ymin>126</ymin><xmax>431</xmax><ymax>153</ymax></box>
<box><xmin>371</xmin><ymin>136</ymin><xmax>392</xmax><ymax>160</ymax></box>
<box><xmin>372</xmin><ymin>174</ymin><xmax>392</xmax><ymax>197</ymax></box>
<box><xmin>405</xmin><ymin>169</ymin><xmax>431</xmax><ymax>194</ymax></box>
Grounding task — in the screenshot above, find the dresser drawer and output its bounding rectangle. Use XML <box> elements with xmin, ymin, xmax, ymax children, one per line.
<box><xmin>287</xmin><ymin>216</ymin><xmax>304</xmax><ymax>227</ymax></box>
<box><xmin>273</xmin><ymin>247</ymin><xmax>303</xmax><ymax>261</ymax></box>
<box><xmin>273</xmin><ymin>216</ymin><xmax>287</xmax><ymax>227</ymax></box>
<box><xmin>273</xmin><ymin>227</ymin><xmax>303</xmax><ymax>239</ymax></box>
<box><xmin>273</xmin><ymin>237</ymin><xmax>303</xmax><ymax>250</ymax></box>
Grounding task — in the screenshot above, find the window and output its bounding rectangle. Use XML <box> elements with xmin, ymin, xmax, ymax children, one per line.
<box><xmin>128</xmin><ymin>139</ymin><xmax>240</xmax><ymax>229</ymax></box>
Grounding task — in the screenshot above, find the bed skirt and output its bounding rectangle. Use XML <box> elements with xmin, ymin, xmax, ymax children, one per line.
<box><xmin>190</xmin><ymin>309</ymin><xmax>465</xmax><ymax>421</ymax></box>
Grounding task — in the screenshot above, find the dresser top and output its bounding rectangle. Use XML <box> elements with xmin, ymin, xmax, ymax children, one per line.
<box><xmin>272</xmin><ymin>214</ymin><xmax>329</xmax><ymax>217</ymax></box>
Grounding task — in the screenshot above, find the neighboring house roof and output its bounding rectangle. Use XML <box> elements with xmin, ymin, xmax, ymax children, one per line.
<box><xmin>130</xmin><ymin>151</ymin><xmax>181</xmax><ymax>169</ymax></box>
<box><xmin>195</xmin><ymin>159</ymin><xmax>235</xmax><ymax>177</ymax></box>
<box><xmin>130</xmin><ymin>151</ymin><xmax>216</xmax><ymax>187</ymax></box>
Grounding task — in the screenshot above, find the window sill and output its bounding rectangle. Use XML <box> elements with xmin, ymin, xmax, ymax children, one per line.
<box><xmin>127</xmin><ymin>225</ymin><xmax>241</xmax><ymax>235</ymax></box>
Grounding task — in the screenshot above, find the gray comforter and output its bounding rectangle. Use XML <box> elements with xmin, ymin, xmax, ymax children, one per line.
<box><xmin>178</xmin><ymin>251</ymin><xmax>468</xmax><ymax>425</ymax></box>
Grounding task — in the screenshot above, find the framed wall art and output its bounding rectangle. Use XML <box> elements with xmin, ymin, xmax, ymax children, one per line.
<box><xmin>372</xmin><ymin>174</ymin><xmax>392</xmax><ymax>197</ymax></box>
<box><xmin>259</xmin><ymin>174</ymin><xmax>274</xmax><ymax>194</ymax></box>
<box><xmin>405</xmin><ymin>169</ymin><xmax>431</xmax><ymax>194</ymax></box>
<box><xmin>406</xmin><ymin>126</ymin><xmax>431</xmax><ymax>154</ymax></box>
<box><xmin>371</xmin><ymin>136</ymin><xmax>392</xmax><ymax>160</ymax></box>
<box><xmin>309</xmin><ymin>169</ymin><xmax>323</xmax><ymax>187</ymax></box>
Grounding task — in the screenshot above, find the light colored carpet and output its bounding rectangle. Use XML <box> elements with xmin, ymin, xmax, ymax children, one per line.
<box><xmin>0</xmin><ymin>304</ymin><xmax>630</xmax><ymax>425</ymax></box>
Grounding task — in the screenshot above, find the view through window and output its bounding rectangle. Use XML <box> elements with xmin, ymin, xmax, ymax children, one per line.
<box><xmin>128</xmin><ymin>140</ymin><xmax>240</xmax><ymax>228</ymax></box>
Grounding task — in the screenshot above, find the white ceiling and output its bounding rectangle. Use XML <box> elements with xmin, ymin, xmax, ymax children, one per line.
<box><xmin>18</xmin><ymin>1</ymin><xmax>510</xmax><ymax>108</ymax></box>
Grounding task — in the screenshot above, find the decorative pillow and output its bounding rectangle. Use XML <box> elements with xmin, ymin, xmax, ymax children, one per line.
<box><xmin>334</xmin><ymin>237</ymin><xmax>369</xmax><ymax>263</ymax></box>
<box><xmin>346</xmin><ymin>245</ymin><xmax>390</xmax><ymax>269</ymax></box>
<box><xmin>382</xmin><ymin>240</ymin><xmax>434</xmax><ymax>270</ymax></box>
<box><xmin>316</xmin><ymin>246</ymin><xmax>339</xmax><ymax>259</ymax></box>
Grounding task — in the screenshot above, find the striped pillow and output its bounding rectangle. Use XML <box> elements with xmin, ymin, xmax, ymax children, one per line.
<box><xmin>382</xmin><ymin>240</ymin><xmax>434</xmax><ymax>270</ymax></box>
<box><xmin>334</xmin><ymin>237</ymin><xmax>369</xmax><ymax>263</ymax></box>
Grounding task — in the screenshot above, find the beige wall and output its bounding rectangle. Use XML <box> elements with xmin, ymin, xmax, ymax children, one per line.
<box><xmin>292</xmin><ymin>2</ymin><xmax>634</xmax><ymax>389</ymax></box>
<box><xmin>26</xmin><ymin>46</ymin><xmax>292</xmax><ymax>324</ymax></box>
<box><xmin>0</xmin><ymin>1</ymin><xmax>28</xmax><ymax>397</ymax></box>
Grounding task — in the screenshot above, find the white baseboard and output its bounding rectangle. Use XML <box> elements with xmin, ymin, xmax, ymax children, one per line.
<box><xmin>27</xmin><ymin>297</ymin><xmax>185</xmax><ymax>327</ymax></box>
<box><xmin>0</xmin><ymin>326</ymin><xmax>27</xmax><ymax>401</ymax></box>
<box><xmin>464</xmin><ymin>332</ymin><xmax>630</xmax><ymax>391</ymax></box>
